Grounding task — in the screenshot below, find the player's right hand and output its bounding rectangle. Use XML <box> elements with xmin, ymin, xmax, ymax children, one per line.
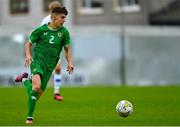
<box><xmin>66</xmin><ymin>64</ymin><xmax>74</xmax><ymax>75</ymax></box>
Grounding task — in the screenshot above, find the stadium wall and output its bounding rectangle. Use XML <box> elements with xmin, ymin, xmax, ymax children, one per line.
<box><xmin>125</xmin><ymin>26</ymin><xmax>180</xmax><ymax>85</ymax></box>
<box><xmin>0</xmin><ymin>26</ymin><xmax>180</xmax><ymax>86</ymax></box>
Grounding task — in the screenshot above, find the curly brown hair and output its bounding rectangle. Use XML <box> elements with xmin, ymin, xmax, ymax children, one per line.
<box><xmin>51</xmin><ymin>6</ymin><xmax>68</xmax><ymax>15</ymax></box>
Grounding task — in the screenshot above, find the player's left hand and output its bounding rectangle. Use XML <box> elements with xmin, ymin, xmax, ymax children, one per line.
<box><xmin>66</xmin><ymin>64</ymin><xmax>74</xmax><ymax>74</ymax></box>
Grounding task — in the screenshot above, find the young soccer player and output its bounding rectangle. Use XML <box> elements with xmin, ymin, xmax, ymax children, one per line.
<box><xmin>15</xmin><ymin>7</ymin><xmax>73</xmax><ymax>124</ymax></box>
<box><xmin>41</xmin><ymin>1</ymin><xmax>64</xmax><ymax>101</ymax></box>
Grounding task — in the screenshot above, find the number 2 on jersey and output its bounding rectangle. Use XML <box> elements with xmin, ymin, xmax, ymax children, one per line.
<box><xmin>49</xmin><ymin>35</ymin><xmax>54</xmax><ymax>44</ymax></box>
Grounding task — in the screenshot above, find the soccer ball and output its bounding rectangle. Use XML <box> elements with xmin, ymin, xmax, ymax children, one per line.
<box><xmin>116</xmin><ymin>100</ymin><xmax>133</xmax><ymax>117</ymax></box>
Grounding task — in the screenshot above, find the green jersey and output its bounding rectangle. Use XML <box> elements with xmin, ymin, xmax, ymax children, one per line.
<box><xmin>29</xmin><ymin>24</ymin><xmax>70</xmax><ymax>71</ymax></box>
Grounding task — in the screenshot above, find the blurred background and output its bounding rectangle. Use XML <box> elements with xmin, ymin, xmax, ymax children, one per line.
<box><xmin>0</xmin><ymin>0</ymin><xmax>180</xmax><ymax>86</ymax></box>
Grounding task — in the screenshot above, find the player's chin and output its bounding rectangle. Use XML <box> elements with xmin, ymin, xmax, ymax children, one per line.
<box><xmin>57</xmin><ymin>23</ymin><xmax>63</xmax><ymax>27</ymax></box>
<box><xmin>60</xmin><ymin>22</ymin><xmax>64</xmax><ymax>25</ymax></box>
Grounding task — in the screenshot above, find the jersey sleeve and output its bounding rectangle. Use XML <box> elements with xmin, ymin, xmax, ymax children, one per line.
<box><xmin>63</xmin><ymin>29</ymin><xmax>71</xmax><ymax>47</ymax></box>
<box><xmin>29</xmin><ymin>26</ymin><xmax>43</xmax><ymax>44</ymax></box>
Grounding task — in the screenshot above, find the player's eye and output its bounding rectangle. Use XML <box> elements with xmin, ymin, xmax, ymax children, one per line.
<box><xmin>61</xmin><ymin>16</ymin><xmax>66</xmax><ymax>19</ymax></box>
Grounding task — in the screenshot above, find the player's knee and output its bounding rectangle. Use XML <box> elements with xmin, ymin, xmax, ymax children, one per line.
<box><xmin>32</xmin><ymin>74</ymin><xmax>41</xmax><ymax>92</ymax></box>
<box><xmin>55</xmin><ymin>65</ymin><xmax>61</xmax><ymax>74</ymax></box>
<box><xmin>32</xmin><ymin>80</ymin><xmax>41</xmax><ymax>91</ymax></box>
<box><xmin>33</xmin><ymin>85</ymin><xmax>41</xmax><ymax>92</ymax></box>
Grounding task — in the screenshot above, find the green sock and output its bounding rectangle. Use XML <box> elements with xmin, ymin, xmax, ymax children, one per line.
<box><xmin>24</xmin><ymin>80</ymin><xmax>32</xmax><ymax>97</ymax></box>
<box><xmin>27</xmin><ymin>90</ymin><xmax>38</xmax><ymax>118</ymax></box>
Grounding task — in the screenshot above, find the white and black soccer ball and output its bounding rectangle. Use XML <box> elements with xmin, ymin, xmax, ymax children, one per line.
<box><xmin>116</xmin><ymin>100</ymin><xmax>133</xmax><ymax>117</ymax></box>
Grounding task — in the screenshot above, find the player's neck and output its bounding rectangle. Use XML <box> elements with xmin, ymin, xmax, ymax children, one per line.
<box><xmin>49</xmin><ymin>22</ymin><xmax>62</xmax><ymax>30</ymax></box>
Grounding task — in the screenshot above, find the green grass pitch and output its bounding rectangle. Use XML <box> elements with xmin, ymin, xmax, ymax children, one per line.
<box><xmin>0</xmin><ymin>86</ymin><xmax>180</xmax><ymax>126</ymax></box>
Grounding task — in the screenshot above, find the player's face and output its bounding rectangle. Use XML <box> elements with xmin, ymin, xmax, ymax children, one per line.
<box><xmin>53</xmin><ymin>14</ymin><xmax>66</xmax><ymax>27</ymax></box>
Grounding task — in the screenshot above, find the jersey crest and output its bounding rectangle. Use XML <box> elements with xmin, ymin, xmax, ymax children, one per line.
<box><xmin>58</xmin><ymin>32</ymin><xmax>62</xmax><ymax>37</ymax></box>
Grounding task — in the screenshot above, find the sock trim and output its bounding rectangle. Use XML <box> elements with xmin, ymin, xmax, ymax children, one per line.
<box><xmin>27</xmin><ymin>117</ymin><xmax>33</xmax><ymax>120</ymax></box>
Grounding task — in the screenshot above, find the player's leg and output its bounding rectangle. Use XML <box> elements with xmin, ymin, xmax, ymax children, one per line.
<box><xmin>26</xmin><ymin>65</ymin><xmax>52</xmax><ymax>124</ymax></box>
<box><xmin>15</xmin><ymin>72</ymin><xmax>41</xmax><ymax>124</ymax></box>
<box><xmin>26</xmin><ymin>74</ymin><xmax>41</xmax><ymax>124</ymax></box>
<box><xmin>53</xmin><ymin>63</ymin><xmax>63</xmax><ymax>101</ymax></box>
<box><xmin>25</xmin><ymin>62</ymin><xmax>45</xmax><ymax>124</ymax></box>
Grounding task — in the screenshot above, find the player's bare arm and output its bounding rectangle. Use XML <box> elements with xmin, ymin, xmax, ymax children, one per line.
<box><xmin>64</xmin><ymin>46</ymin><xmax>73</xmax><ymax>74</ymax></box>
<box><xmin>25</xmin><ymin>41</ymin><xmax>32</xmax><ymax>67</ymax></box>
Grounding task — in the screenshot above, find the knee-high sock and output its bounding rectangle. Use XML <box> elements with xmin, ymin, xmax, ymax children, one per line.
<box><xmin>53</xmin><ymin>74</ymin><xmax>61</xmax><ymax>94</ymax></box>
<box><xmin>24</xmin><ymin>80</ymin><xmax>38</xmax><ymax>118</ymax></box>
<box><xmin>24</xmin><ymin>80</ymin><xmax>32</xmax><ymax>97</ymax></box>
<box><xmin>27</xmin><ymin>90</ymin><xmax>38</xmax><ymax>118</ymax></box>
